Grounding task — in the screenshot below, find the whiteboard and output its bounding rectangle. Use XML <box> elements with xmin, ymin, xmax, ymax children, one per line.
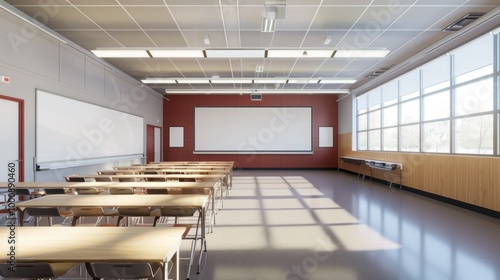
<box><xmin>36</xmin><ymin>90</ymin><xmax>144</xmax><ymax>169</ymax></box>
<box><xmin>194</xmin><ymin>107</ymin><xmax>312</xmax><ymax>154</ymax></box>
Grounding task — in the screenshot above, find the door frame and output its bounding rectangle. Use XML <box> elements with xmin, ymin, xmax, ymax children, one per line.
<box><xmin>146</xmin><ymin>124</ymin><xmax>162</xmax><ymax>164</ymax></box>
<box><xmin>0</xmin><ymin>94</ymin><xmax>24</xmax><ymax>182</ymax></box>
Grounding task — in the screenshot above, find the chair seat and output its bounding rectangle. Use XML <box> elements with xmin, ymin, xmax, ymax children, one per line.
<box><xmin>89</xmin><ymin>262</ymin><xmax>162</xmax><ymax>279</ymax></box>
<box><xmin>0</xmin><ymin>262</ymin><xmax>78</xmax><ymax>278</ymax></box>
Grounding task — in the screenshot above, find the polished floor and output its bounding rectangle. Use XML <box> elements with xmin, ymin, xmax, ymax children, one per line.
<box><xmin>14</xmin><ymin>169</ymin><xmax>500</xmax><ymax>280</ymax></box>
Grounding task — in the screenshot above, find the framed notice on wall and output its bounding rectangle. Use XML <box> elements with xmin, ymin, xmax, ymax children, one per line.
<box><xmin>169</xmin><ymin>127</ymin><xmax>184</xmax><ymax>147</ymax></box>
<box><xmin>319</xmin><ymin>126</ymin><xmax>334</xmax><ymax>147</ymax></box>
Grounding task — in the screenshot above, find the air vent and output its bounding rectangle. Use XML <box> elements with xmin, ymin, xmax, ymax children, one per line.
<box><xmin>442</xmin><ymin>13</ymin><xmax>485</xmax><ymax>31</ymax></box>
<box><xmin>366</xmin><ymin>68</ymin><xmax>390</xmax><ymax>79</ymax></box>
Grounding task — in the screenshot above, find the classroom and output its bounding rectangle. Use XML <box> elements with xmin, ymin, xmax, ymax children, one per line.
<box><xmin>0</xmin><ymin>1</ymin><xmax>500</xmax><ymax>280</ymax></box>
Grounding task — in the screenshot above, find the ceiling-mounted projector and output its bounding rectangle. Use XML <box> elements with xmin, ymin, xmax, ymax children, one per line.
<box><xmin>250</xmin><ymin>92</ymin><xmax>262</xmax><ymax>101</ymax></box>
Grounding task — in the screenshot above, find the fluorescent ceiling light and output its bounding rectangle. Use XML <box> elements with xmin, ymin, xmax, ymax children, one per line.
<box><xmin>261</xmin><ymin>17</ymin><xmax>277</xmax><ymax>32</ymax></box>
<box><xmin>149</xmin><ymin>50</ymin><xmax>204</xmax><ymax>58</ymax></box>
<box><xmin>267</xmin><ymin>50</ymin><xmax>334</xmax><ymax>58</ymax></box>
<box><xmin>334</xmin><ymin>49</ymin><xmax>390</xmax><ymax>58</ymax></box>
<box><xmin>211</xmin><ymin>79</ymin><xmax>253</xmax><ymax>84</ymax></box>
<box><xmin>205</xmin><ymin>49</ymin><xmax>265</xmax><ymax>58</ymax></box>
<box><xmin>141</xmin><ymin>78</ymin><xmax>177</xmax><ymax>84</ymax></box>
<box><xmin>91</xmin><ymin>49</ymin><xmax>149</xmax><ymax>58</ymax></box>
<box><xmin>288</xmin><ymin>79</ymin><xmax>320</xmax><ymax>84</ymax></box>
<box><xmin>254</xmin><ymin>79</ymin><xmax>287</xmax><ymax>84</ymax></box>
<box><xmin>176</xmin><ymin>79</ymin><xmax>210</xmax><ymax>84</ymax></box>
<box><xmin>320</xmin><ymin>79</ymin><xmax>357</xmax><ymax>84</ymax></box>
<box><xmin>165</xmin><ymin>89</ymin><xmax>350</xmax><ymax>94</ymax></box>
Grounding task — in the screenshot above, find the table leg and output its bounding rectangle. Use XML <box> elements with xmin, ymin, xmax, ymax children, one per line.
<box><xmin>165</xmin><ymin>249</ymin><xmax>179</xmax><ymax>280</ymax></box>
<box><xmin>17</xmin><ymin>208</ymin><xmax>25</xmax><ymax>226</ymax></box>
<box><xmin>197</xmin><ymin>205</ymin><xmax>207</xmax><ymax>274</ymax></box>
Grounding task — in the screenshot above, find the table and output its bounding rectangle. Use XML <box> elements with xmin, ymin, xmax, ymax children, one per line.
<box><xmin>0</xmin><ymin>226</ymin><xmax>184</xmax><ymax>280</ymax></box>
<box><xmin>16</xmin><ymin>194</ymin><xmax>209</xmax><ymax>274</ymax></box>
<box><xmin>64</xmin><ymin>173</ymin><xmax>225</xmax><ymax>183</ymax></box>
<box><xmin>0</xmin><ymin>181</ymin><xmax>220</xmax><ymax>228</ymax></box>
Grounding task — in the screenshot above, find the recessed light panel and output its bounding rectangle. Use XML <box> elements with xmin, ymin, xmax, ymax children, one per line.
<box><xmin>205</xmin><ymin>49</ymin><xmax>265</xmax><ymax>58</ymax></box>
<box><xmin>141</xmin><ymin>78</ymin><xmax>177</xmax><ymax>84</ymax></box>
<box><xmin>91</xmin><ymin>49</ymin><xmax>149</xmax><ymax>58</ymax></box>
<box><xmin>149</xmin><ymin>50</ymin><xmax>204</xmax><ymax>58</ymax></box>
<box><xmin>334</xmin><ymin>50</ymin><xmax>390</xmax><ymax>58</ymax></box>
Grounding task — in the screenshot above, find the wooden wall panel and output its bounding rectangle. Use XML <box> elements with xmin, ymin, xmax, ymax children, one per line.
<box><xmin>339</xmin><ymin>132</ymin><xmax>500</xmax><ymax>212</ymax></box>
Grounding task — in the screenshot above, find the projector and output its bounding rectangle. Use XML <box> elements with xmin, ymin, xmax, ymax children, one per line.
<box><xmin>250</xmin><ymin>93</ymin><xmax>262</xmax><ymax>101</ymax></box>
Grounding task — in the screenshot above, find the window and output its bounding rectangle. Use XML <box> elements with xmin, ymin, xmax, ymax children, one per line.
<box><xmin>454</xmin><ymin>78</ymin><xmax>493</xmax><ymax>116</ymax></box>
<box><xmin>382</xmin><ymin>127</ymin><xmax>398</xmax><ymax>151</ymax></box>
<box><xmin>455</xmin><ymin>115</ymin><xmax>494</xmax><ymax>155</ymax></box>
<box><xmin>383</xmin><ymin>105</ymin><xmax>398</xmax><ymax>127</ymax></box>
<box><xmin>401</xmin><ymin>99</ymin><xmax>420</xmax><ymax>124</ymax></box>
<box><xmin>423</xmin><ymin>90</ymin><xmax>450</xmax><ymax>121</ymax></box>
<box><xmin>400</xmin><ymin>124</ymin><xmax>420</xmax><ymax>152</ymax></box>
<box><xmin>354</xmin><ymin>31</ymin><xmax>499</xmax><ymax>156</ymax></box>
<box><xmin>423</xmin><ymin>121</ymin><xmax>450</xmax><ymax>153</ymax></box>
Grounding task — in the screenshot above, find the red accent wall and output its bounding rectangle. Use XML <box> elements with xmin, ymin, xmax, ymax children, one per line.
<box><xmin>163</xmin><ymin>94</ymin><xmax>338</xmax><ymax>169</ymax></box>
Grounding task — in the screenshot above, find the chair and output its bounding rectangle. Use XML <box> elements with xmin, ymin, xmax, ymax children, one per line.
<box><xmin>110</xmin><ymin>187</ymin><xmax>135</xmax><ymax>195</ymax></box>
<box><xmin>15</xmin><ymin>188</ymin><xmax>44</xmax><ymax>200</ymax></box>
<box><xmin>44</xmin><ymin>188</ymin><xmax>68</xmax><ymax>195</ymax></box>
<box><xmin>154</xmin><ymin>206</ymin><xmax>202</xmax><ymax>280</ymax></box>
<box><xmin>71</xmin><ymin>207</ymin><xmax>118</xmax><ymax>226</ymax></box>
<box><xmin>25</xmin><ymin>207</ymin><xmax>73</xmax><ymax>226</ymax></box>
<box><xmin>86</xmin><ymin>262</ymin><xmax>162</xmax><ymax>280</ymax></box>
<box><xmin>65</xmin><ymin>176</ymin><xmax>86</xmax><ymax>182</ymax></box>
<box><xmin>0</xmin><ymin>262</ymin><xmax>78</xmax><ymax>279</ymax></box>
<box><xmin>75</xmin><ymin>187</ymin><xmax>103</xmax><ymax>195</ymax></box>
<box><xmin>116</xmin><ymin>207</ymin><xmax>161</xmax><ymax>227</ymax></box>
<box><xmin>145</xmin><ymin>188</ymin><xmax>169</xmax><ymax>194</ymax></box>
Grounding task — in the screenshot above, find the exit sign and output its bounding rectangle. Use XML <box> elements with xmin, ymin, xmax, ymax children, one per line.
<box><xmin>1</xmin><ymin>76</ymin><xmax>10</xmax><ymax>83</ymax></box>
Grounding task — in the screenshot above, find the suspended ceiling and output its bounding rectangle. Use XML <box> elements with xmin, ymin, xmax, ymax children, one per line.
<box><xmin>2</xmin><ymin>0</ymin><xmax>500</xmax><ymax>96</ymax></box>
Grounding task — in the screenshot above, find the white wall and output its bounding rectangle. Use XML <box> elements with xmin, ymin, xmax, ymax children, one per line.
<box><xmin>0</xmin><ymin>8</ymin><xmax>163</xmax><ymax>182</ymax></box>
<box><xmin>338</xmin><ymin>94</ymin><xmax>352</xmax><ymax>134</ymax></box>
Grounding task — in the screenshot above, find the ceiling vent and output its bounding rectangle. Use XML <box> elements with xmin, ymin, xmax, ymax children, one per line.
<box><xmin>442</xmin><ymin>13</ymin><xmax>485</xmax><ymax>31</ymax></box>
<box><xmin>366</xmin><ymin>68</ymin><xmax>390</xmax><ymax>79</ymax></box>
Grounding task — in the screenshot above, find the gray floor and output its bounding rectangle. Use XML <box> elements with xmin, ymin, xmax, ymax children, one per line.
<box><xmin>18</xmin><ymin>169</ymin><xmax>500</xmax><ymax>280</ymax></box>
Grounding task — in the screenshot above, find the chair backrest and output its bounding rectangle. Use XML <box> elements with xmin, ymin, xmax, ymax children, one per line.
<box><xmin>160</xmin><ymin>206</ymin><xmax>197</xmax><ymax>217</ymax></box>
<box><xmin>94</xmin><ymin>177</ymin><xmax>112</xmax><ymax>182</ymax></box>
<box><xmin>180</xmin><ymin>188</ymin><xmax>211</xmax><ymax>195</ymax></box>
<box><xmin>90</xmin><ymin>262</ymin><xmax>161</xmax><ymax>279</ymax></box>
<box><xmin>26</xmin><ymin>207</ymin><xmax>63</xmax><ymax>217</ymax></box>
<box><xmin>145</xmin><ymin>177</ymin><xmax>167</xmax><ymax>182</ymax></box>
<box><xmin>179</xmin><ymin>178</ymin><xmax>196</xmax><ymax>182</ymax></box>
<box><xmin>110</xmin><ymin>188</ymin><xmax>135</xmax><ymax>195</ymax></box>
<box><xmin>118</xmin><ymin>207</ymin><xmax>151</xmax><ymax>216</ymax></box>
<box><xmin>71</xmin><ymin>207</ymin><xmax>104</xmax><ymax>216</ymax></box>
<box><xmin>0</xmin><ymin>263</ymin><xmax>56</xmax><ymax>278</ymax></box>
<box><xmin>145</xmin><ymin>188</ymin><xmax>169</xmax><ymax>194</ymax></box>
<box><xmin>65</xmin><ymin>176</ymin><xmax>86</xmax><ymax>182</ymax></box>
<box><xmin>15</xmin><ymin>188</ymin><xmax>31</xmax><ymax>196</ymax></box>
<box><xmin>118</xmin><ymin>177</ymin><xmax>141</xmax><ymax>182</ymax></box>
<box><xmin>44</xmin><ymin>188</ymin><xmax>66</xmax><ymax>195</ymax></box>
<box><xmin>75</xmin><ymin>188</ymin><xmax>101</xmax><ymax>195</ymax></box>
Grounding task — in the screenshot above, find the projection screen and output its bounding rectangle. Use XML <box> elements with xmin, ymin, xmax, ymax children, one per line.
<box><xmin>194</xmin><ymin>106</ymin><xmax>312</xmax><ymax>154</ymax></box>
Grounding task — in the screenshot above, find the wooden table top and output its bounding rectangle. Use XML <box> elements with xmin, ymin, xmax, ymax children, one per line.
<box><xmin>0</xmin><ymin>226</ymin><xmax>184</xmax><ymax>263</ymax></box>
